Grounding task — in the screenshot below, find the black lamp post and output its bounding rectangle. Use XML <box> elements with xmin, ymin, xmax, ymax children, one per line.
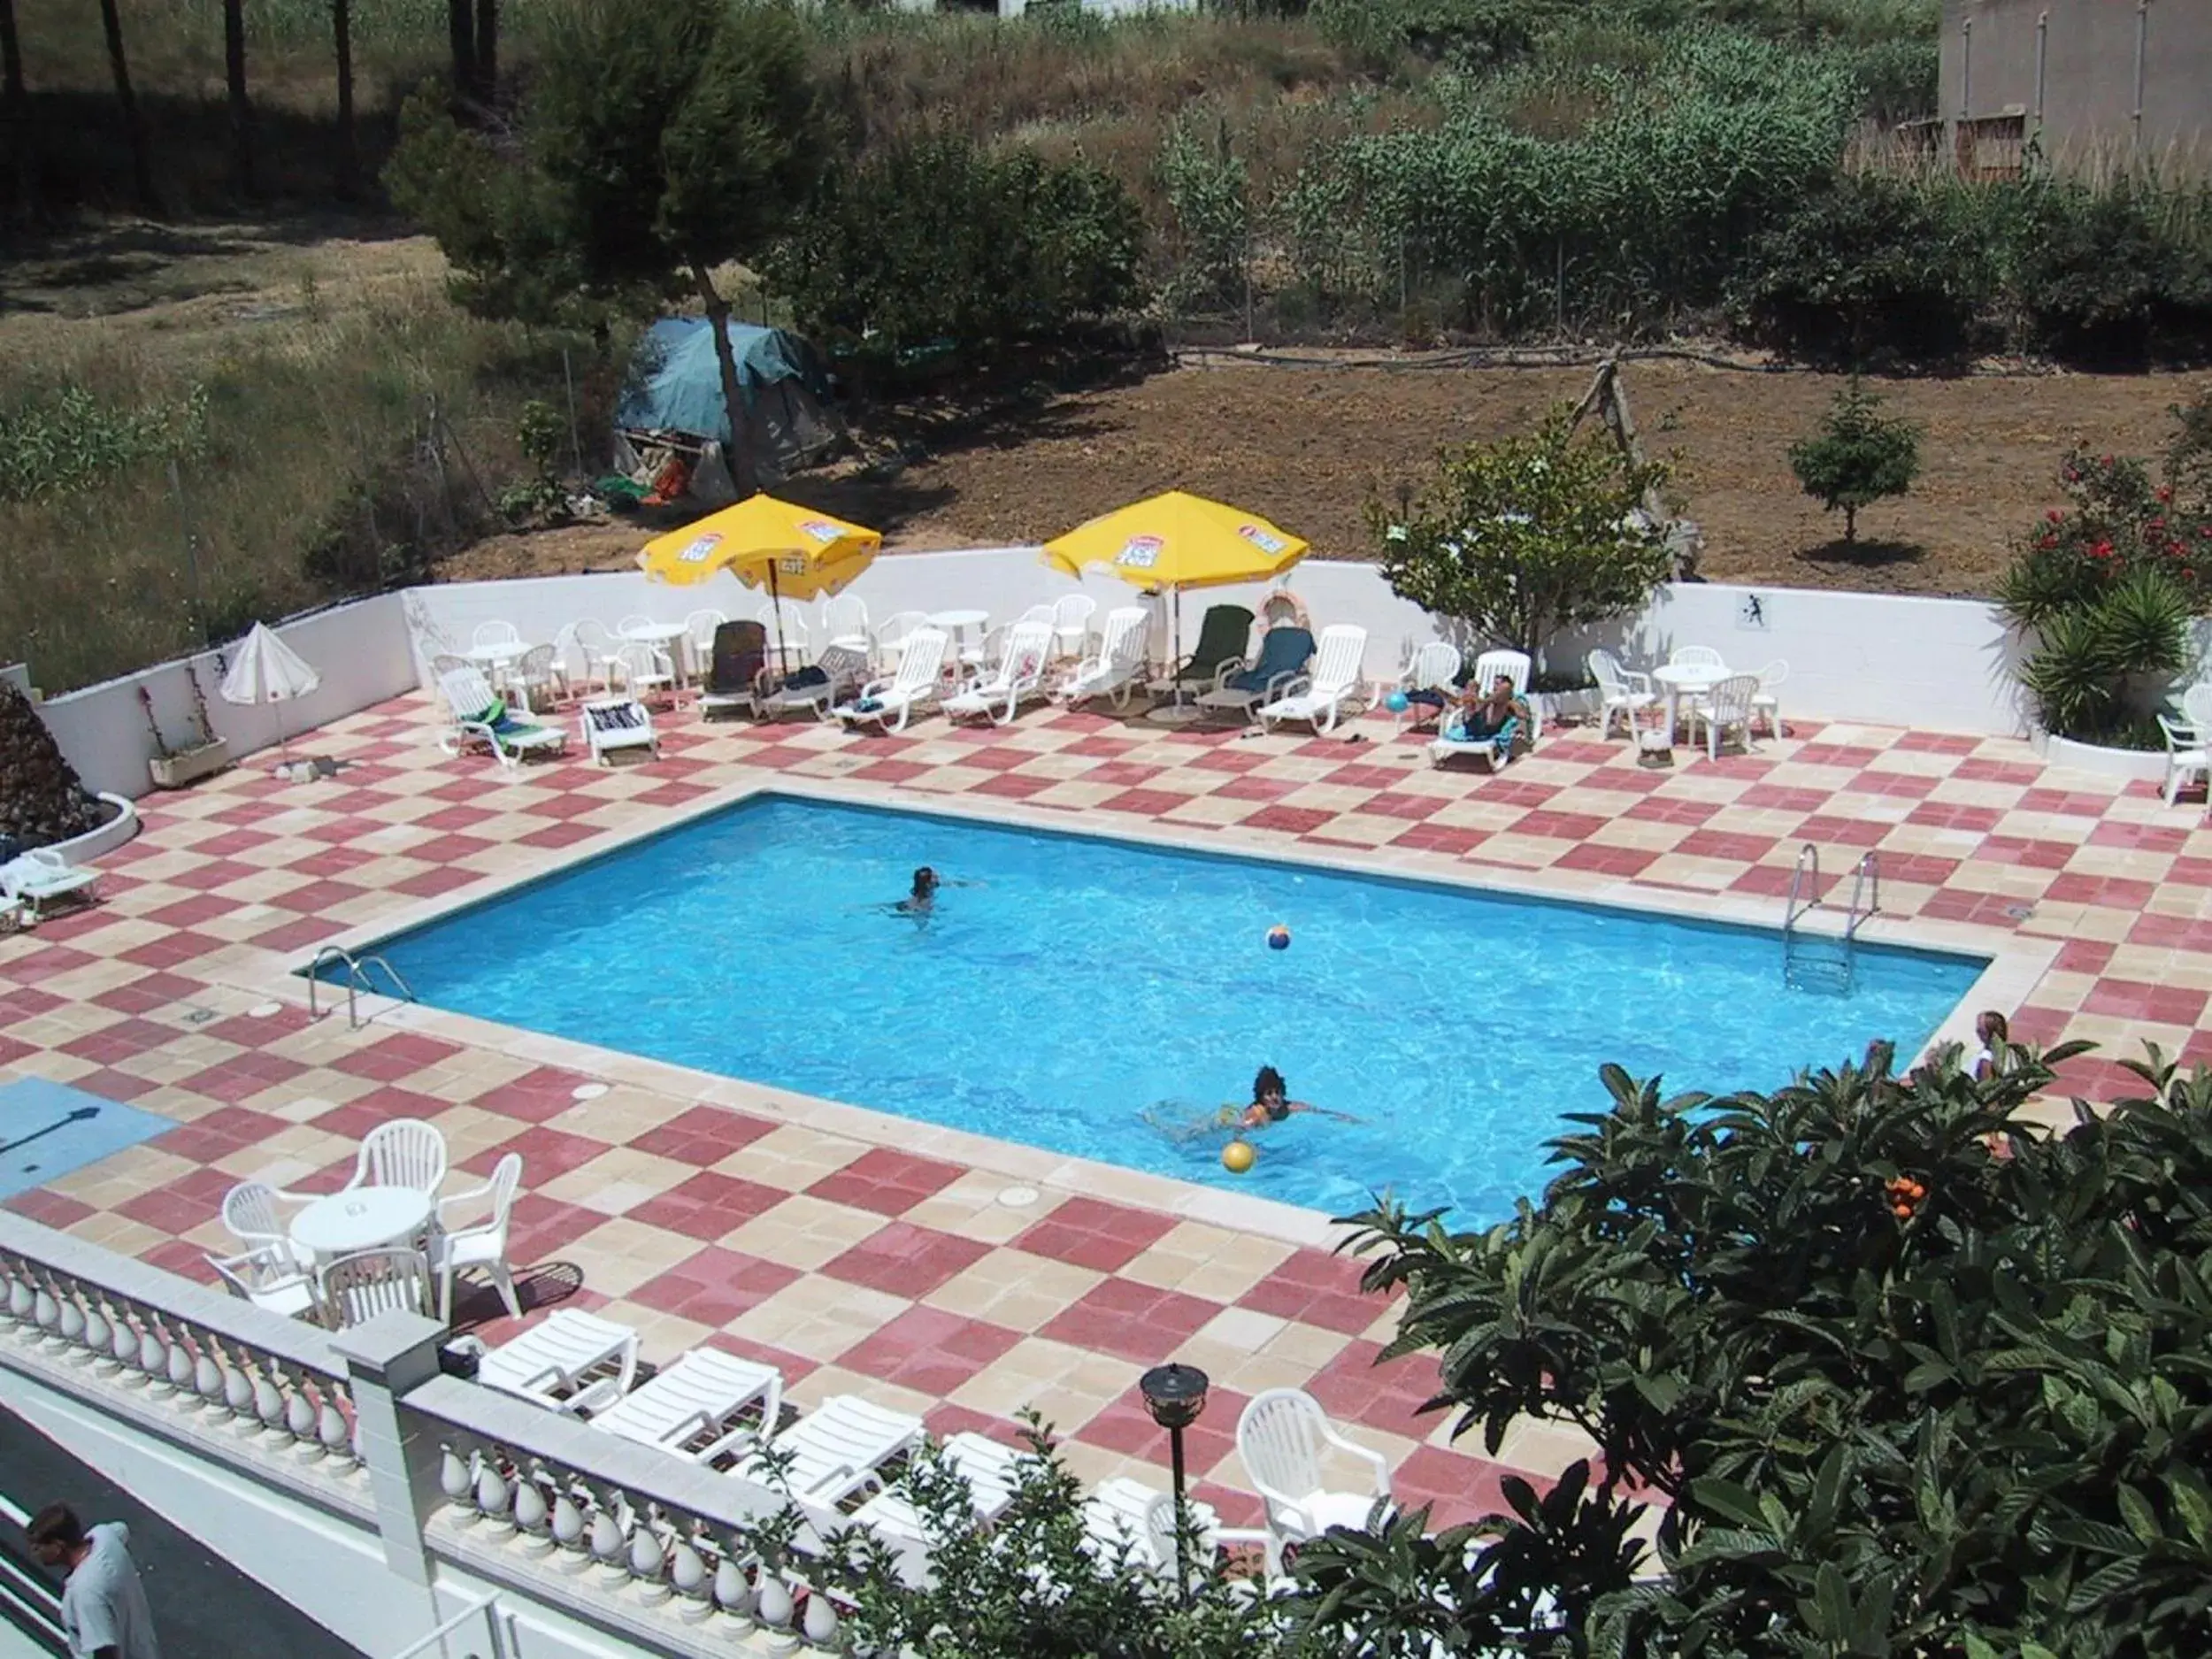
<box><xmin>1139</xmin><ymin>1362</ymin><xmax>1210</xmax><ymax>1597</ymax></box>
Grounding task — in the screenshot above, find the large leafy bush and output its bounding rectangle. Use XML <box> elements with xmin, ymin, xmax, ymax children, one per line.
<box><xmin>765</xmin><ymin>133</ymin><xmax>1143</xmax><ymax>371</ymax></box>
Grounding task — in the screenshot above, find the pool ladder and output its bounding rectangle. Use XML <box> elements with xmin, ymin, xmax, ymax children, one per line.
<box><xmin>309</xmin><ymin>944</ymin><xmax>418</xmax><ymax>1032</ymax></box>
<box><xmin>1782</xmin><ymin>845</ymin><xmax>1880</xmax><ymax>995</ymax></box>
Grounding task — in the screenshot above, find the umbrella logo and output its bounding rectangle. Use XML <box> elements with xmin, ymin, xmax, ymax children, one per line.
<box><xmin>1115</xmin><ymin>535</ymin><xmax>1164</xmax><ymax>569</ymax></box>
<box><xmin>1238</xmin><ymin>524</ymin><xmax>1287</xmax><ymax>554</ymax></box>
<box><xmin>679</xmin><ymin>534</ymin><xmax>723</xmax><ymax>563</ymax></box>
<box><xmin>800</xmin><ymin>519</ymin><xmax>841</xmax><ymax>541</ymax></box>
<box><xmin>778</xmin><ymin>553</ymin><xmax>808</xmax><ymax>574</ymax></box>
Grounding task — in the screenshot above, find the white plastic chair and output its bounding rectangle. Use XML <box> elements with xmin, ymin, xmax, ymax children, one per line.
<box><xmin>507</xmin><ymin>643</ymin><xmax>559</xmax><ymax>714</ymax></box>
<box><xmin>834</xmin><ymin>628</ymin><xmax>949</xmax><ymax>734</ymax></box>
<box><xmin>1749</xmin><ymin>659</ymin><xmax>1788</xmax><ymax>737</ymax></box>
<box><xmin>1235</xmin><ymin>1388</ymin><xmax>1394</xmax><ymax>1576</ymax></box>
<box><xmin>871</xmin><ymin>611</ymin><xmax>931</xmax><ymax>672</ymax></box>
<box><xmin>207</xmin><ymin>1248</ymin><xmax>318</xmax><ymax>1321</ymax></box>
<box><xmin>757</xmin><ymin>600</ymin><xmax>812</xmax><ymax>668</ymax></box>
<box><xmin>2184</xmin><ymin>682</ymin><xmax>2212</xmax><ymax>733</ymax></box>
<box><xmin>472</xmin><ymin>620</ymin><xmax>521</xmax><ymax>649</ymax></box>
<box><xmin>318</xmin><ymin>1248</ymin><xmax>434</xmax><ymax>1329</ymax></box>
<box><xmin>617</xmin><ymin>613</ymin><xmax>657</xmax><ymax>638</ymax></box>
<box><xmin>964</xmin><ymin>604</ymin><xmax>1054</xmax><ymax>670</ymax></box>
<box><xmin>350</xmin><ymin>1118</ymin><xmax>449</xmax><ymax>1200</ymax></box>
<box><xmin>734</xmin><ymin>1394</ymin><xmax>925</xmax><ymax>1509</ymax></box>
<box><xmin>432</xmin><ymin>1152</ymin><xmax>523</xmax><ymax>1321</ymax></box>
<box><xmin>1688</xmin><ymin>672</ymin><xmax>1761</xmax><ymax>759</ymax></box>
<box><xmin>610</xmin><ymin>641</ymin><xmax>676</xmax><ymax>702</ymax></box>
<box><xmin>854</xmin><ymin>1433</ymin><xmax>1037</xmax><ymax>1545</ymax></box>
<box><xmin>1587</xmin><ymin>649</ymin><xmax>1655</xmax><ymax>741</ymax></box>
<box><xmin>1668</xmin><ymin>644</ymin><xmax>1726</xmax><ymax>671</ymax></box>
<box><xmin>591</xmin><ymin>1349</ymin><xmax>784</xmax><ymax>1464</ymax></box>
<box><xmin>1050</xmin><ymin>594</ymin><xmax>1097</xmax><ymax>659</ymax></box>
<box><xmin>944</xmin><ymin>618</ymin><xmax>1056</xmax><ymax>726</ymax></box>
<box><xmin>478</xmin><ymin>1309</ymin><xmax>641</xmax><ymax>1416</ymax></box>
<box><xmin>1259</xmin><ymin>625</ymin><xmax>1370</xmax><ymax>735</ymax></box>
<box><xmin>684</xmin><ymin>609</ymin><xmax>728</xmax><ymax>663</ymax></box>
<box><xmin>572</xmin><ymin>620</ymin><xmax>623</xmax><ymax>696</ymax></box>
<box><xmin>2158</xmin><ymin>715</ymin><xmax>2209</xmax><ymax>807</ymax></box>
<box><xmin>1058</xmin><ymin>606</ymin><xmax>1151</xmax><ymax>710</ymax></box>
<box><xmin>1079</xmin><ymin>1478</ymin><xmax>1267</xmax><ymax>1583</ymax></box>
<box><xmin>1393</xmin><ymin>641</ymin><xmax>1460</xmax><ymax>733</ymax></box>
<box><xmin>819</xmin><ymin>595</ymin><xmax>870</xmax><ymax>654</ymax></box>
<box><xmin>222</xmin><ymin>1180</ymin><xmax>309</xmax><ymax>1270</ymax></box>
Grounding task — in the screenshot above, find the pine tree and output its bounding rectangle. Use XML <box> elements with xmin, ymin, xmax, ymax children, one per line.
<box><xmin>1788</xmin><ymin>377</ymin><xmax>1923</xmax><ymax>543</ymax></box>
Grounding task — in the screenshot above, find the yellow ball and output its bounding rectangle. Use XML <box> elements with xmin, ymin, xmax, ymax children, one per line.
<box><xmin>1221</xmin><ymin>1140</ymin><xmax>1257</xmax><ymax>1174</ymax></box>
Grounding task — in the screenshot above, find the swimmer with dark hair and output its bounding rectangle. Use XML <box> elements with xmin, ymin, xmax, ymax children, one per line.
<box><xmin>889</xmin><ymin>865</ymin><xmax>982</xmax><ymax>918</ymax></box>
<box><xmin>1238</xmin><ymin>1065</ymin><xmax>1359</xmax><ymax>1128</ymax></box>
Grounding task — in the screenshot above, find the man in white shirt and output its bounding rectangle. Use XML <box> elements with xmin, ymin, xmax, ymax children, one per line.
<box><xmin>28</xmin><ymin>1504</ymin><xmax>161</xmax><ymax>1659</ymax></box>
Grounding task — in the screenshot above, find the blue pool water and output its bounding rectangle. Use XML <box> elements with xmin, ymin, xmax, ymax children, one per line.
<box><xmin>342</xmin><ymin>795</ymin><xmax>1983</xmax><ymax>1222</ymax></box>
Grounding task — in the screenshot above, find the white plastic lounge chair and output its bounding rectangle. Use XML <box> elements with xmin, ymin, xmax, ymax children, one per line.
<box><xmin>1236</xmin><ymin>1388</ymin><xmax>1394</xmax><ymax>1576</ymax></box>
<box><xmin>1259</xmin><ymin>624</ymin><xmax>1370</xmax><ymax>735</ymax></box>
<box><xmin>1748</xmin><ymin>659</ymin><xmax>1788</xmax><ymax>737</ymax></box>
<box><xmin>207</xmin><ymin>1248</ymin><xmax>319</xmax><ymax>1321</ymax></box>
<box><xmin>1058</xmin><ymin>606</ymin><xmax>1151</xmax><ymax>710</ymax></box>
<box><xmin>853</xmin><ymin>1432</ymin><xmax>1037</xmax><ymax>1545</ymax></box>
<box><xmin>1471</xmin><ymin>648</ymin><xmax>1540</xmax><ymax>742</ymax></box>
<box><xmin>431</xmin><ymin>1152</ymin><xmax>523</xmax><ymax>1322</ymax></box>
<box><xmin>1079</xmin><ymin>1478</ymin><xmax>1266</xmax><ymax>1580</ymax></box>
<box><xmin>760</xmin><ymin>644</ymin><xmax>871</xmax><ymax>723</ymax></box>
<box><xmin>0</xmin><ymin>849</ymin><xmax>100</xmax><ymax>921</ymax></box>
<box><xmin>1391</xmin><ymin>641</ymin><xmax>1461</xmax><ymax>733</ymax></box>
<box><xmin>349</xmin><ymin>1118</ymin><xmax>449</xmax><ymax>1200</ymax></box>
<box><xmin>2160</xmin><ymin>714</ymin><xmax>2210</xmax><ymax>806</ymax></box>
<box><xmin>1195</xmin><ymin>626</ymin><xmax>1315</xmax><ymax>726</ymax></box>
<box><xmin>436</xmin><ymin>668</ymin><xmax>566</xmax><ymax>772</ymax></box>
<box><xmin>317</xmin><ymin>1248</ymin><xmax>434</xmax><ymax>1330</ymax></box>
<box><xmin>478</xmin><ymin>1309</ymin><xmax>641</xmax><ymax>1416</ymax></box>
<box><xmin>1588</xmin><ymin>649</ymin><xmax>1655</xmax><ymax>741</ymax></box>
<box><xmin>593</xmin><ymin>1349</ymin><xmax>784</xmax><ymax>1465</ymax></box>
<box><xmin>834</xmin><ymin>628</ymin><xmax>949</xmax><ymax>734</ymax></box>
<box><xmin>944</xmin><ymin>618</ymin><xmax>1056</xmax><ymax>726</ymax></box>
<box><xmin>733</xmin><ymin>1394</ymin><xmax>925</xmax><ymax>1509</ymax></box>
<box><xmin>1687</xmin><ymin>672</ymin><xmax>1760</xmax><ymax>759</ymax></box>
<box><xmin>580</xmin><ymin>698</ymin><xmax>659</xmax><ymax>764</ymax></box>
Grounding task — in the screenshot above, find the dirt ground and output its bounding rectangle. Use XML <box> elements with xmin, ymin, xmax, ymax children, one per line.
<box><xmin>447</xmin><ymin>354</ymin><xmax>2210</xmax><ymax>597</ymax></box>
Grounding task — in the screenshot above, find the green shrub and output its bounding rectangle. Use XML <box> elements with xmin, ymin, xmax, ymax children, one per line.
<box><xmin>2011</xmin><ymin>177</ymin><xmax>2212</xmax><ymax>367</ymax></box>
<box><xmin>1787</xmin><ymin>377</ymin><xmax>1923</xmax><ymax>541</ymax></box>
<box><xmin>765</xmin><ymin>133</ymin><xmax>1144</xmax><ymax>370</ymax></box>
<box><xmin>1732</xmin><ymin>173</ymin><xmax>1986</xmax><ymax>365</ymax></box>
<box><xmin>1310</xmin><ymin>0</ymin><xmax>1537</xmax><ymax>71</ymax></box>
<box><xmin>0</xmin><ymin>383</ymin><xmax>211</xmax><ymax>503</ymax></box>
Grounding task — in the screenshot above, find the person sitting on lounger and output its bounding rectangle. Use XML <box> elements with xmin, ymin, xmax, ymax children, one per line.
<box><xmin>1444</xmin><ymin>675</ymin><xmax>1528</xmax><ymax>757</ymax></box>
<box><xmin>1235</xmin><ymin>1065</ymin><xmax>1358</xmax><ymax>1129</ymax></box>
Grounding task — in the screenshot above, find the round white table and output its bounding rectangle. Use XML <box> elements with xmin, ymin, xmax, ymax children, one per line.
<box><xmin>620</xmin><ymin>620</ymin><xmax>695</xmax><ymax>684</ymax></box>
<box><xmin>1652</xmin><ymin>662</ymin><xmax>1731</xmax><ymax>746</ymax></box>
<box><xmin>464</xmin><ymin>640</ymin><xmax>532</xmax><ymax>703</ymax></box>
<box><xmin>290</xmin><ymin>1187</ymin><xmax>433</xmax><ymax>1260</ymax></box>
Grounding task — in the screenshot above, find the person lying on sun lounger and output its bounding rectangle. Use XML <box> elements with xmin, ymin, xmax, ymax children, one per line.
<box><xmin>1442</xmin><ymin>675</ymin><xmax>1528</xmax><ymax>759</ymax></box>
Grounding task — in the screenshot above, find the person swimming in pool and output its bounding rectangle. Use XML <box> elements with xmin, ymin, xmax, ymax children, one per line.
<box><xmin>891</xmin><ymin>865</ymin><xmax>982</xmax><ymax>917</ymax></box>
<box><xmin>1237</xmin><ymin>1065</ymin><xmax>1359</xmax><ymax>1129</ymax></box>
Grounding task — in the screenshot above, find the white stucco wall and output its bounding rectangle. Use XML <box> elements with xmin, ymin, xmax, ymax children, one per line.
<box><xmin>33</xmin><ymin>595</ymin><xmax>419</xmax><ymax>802</ymax></box>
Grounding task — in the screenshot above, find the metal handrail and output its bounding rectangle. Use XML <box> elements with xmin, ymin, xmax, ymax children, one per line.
<box><xmin>1846</xmin><ymin>851</ymin><xmax>1880</xmax><ymax>940</ymax></box>
<box><xmin>308</xmin><ymin>944</ymin><xmax>417</xmax><ymax>1031</ymax></box>
<box><xmin>1784</xmin><ymin>843</ymin><xmax>1821</xmax><ymax>933</ymax></box>
<box><xmin>388</xmin><ymin>1593</ymin><xmax>503</xmax><ymax>1659</ymax></box>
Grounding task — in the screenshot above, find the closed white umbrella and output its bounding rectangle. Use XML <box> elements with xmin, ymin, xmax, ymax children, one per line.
<box><xmin>219</xmin><ymin>623</ymin><xmax>321</xmax><ymax>770</ymax></box>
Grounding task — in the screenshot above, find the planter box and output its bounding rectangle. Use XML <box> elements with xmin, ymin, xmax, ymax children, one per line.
<box><xmin>2034</xmin><ymin>730</ymin><xmax>2169</xmax><ymax>783</ymax></box>
<box><xmin>148</xmin><ymin>739</ymin><xmax>232</xmax><ymax>790</ymax></box>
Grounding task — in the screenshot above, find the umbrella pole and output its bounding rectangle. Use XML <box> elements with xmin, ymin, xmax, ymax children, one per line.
<box><xmin>1172</xmin><ymin>587</ymin><xmax>1185</xmax><ymax>711</ymax></box>
<box><xmin>768</xmin><ymin>562</ymin><xmax>791</xmax><ymax>681</ymax></box>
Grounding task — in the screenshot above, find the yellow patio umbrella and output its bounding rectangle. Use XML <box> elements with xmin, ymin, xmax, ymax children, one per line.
<box><xmin>1041</xmin><ymin>490</ymin><xmax>1308</xmax><ymax>722</ymax></box>
<box><xmin>638</xmin><ymin>494</ymin><xmax>881</xmax><ymax>670</ymax></box>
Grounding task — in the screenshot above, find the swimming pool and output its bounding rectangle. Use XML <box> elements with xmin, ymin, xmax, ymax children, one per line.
<box><xmin>337</xmin><ymin>795</ymin><xmax>1985</xmax><ymax>1221</ymax></box>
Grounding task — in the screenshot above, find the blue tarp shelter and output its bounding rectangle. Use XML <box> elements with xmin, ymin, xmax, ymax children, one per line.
<box><xmin>617</xmin><ymin>318</ymin><xmax>837</xmax><ymax>462</ymax></box>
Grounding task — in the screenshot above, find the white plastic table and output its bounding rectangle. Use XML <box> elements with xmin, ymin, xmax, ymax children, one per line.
<box><xmin>927</xmin><ymin>609</ymin><xmax>988</xmax><ymax>665</ymax></box>
<box><xmin>1652</xmin><ymin>662</ymin><xmax>1730</xmax><ymax>746</ymax></box>
<box><xmin>290</xmin><ymin>1187</ymin><xmax>433</xmax><ymax>1261</ymax></box>
<box><xmin>465</xmin><ymin>639</ymin><xmax>530</xmax><ymax>695</ymax></box>
<box><xmin>619</xmin><ymin>619</ymin><xmax>694</xmax><ymax>684</ymax></box>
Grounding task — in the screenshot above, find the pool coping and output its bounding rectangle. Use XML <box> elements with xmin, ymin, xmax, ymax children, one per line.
<box><xmin>211</xmin><ymin>770</ymin><xmax>2055</xmax><ymax>1252</ymax></box>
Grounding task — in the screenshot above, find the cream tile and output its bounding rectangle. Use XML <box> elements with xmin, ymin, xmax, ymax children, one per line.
<box><xmin>719</xmin><ymin>1194</ymin><xmax>887</xmax><ymax>1271</ymax></box>
<box><xmin>922</xmin><ymin>1252</ymin><xmax>1103</xmax><ymax>1333</ymax></box>
<box><xmin>738</xmin><ymin>1279</ymin><xmax>909</xmax><ymax>1362</ymax></box>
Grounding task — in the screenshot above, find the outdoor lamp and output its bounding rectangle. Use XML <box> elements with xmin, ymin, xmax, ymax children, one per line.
<box><xmin>1140</xmin><ymin>1363</ymin><xmax>1210</xmax><ymax>1597</ymax></box>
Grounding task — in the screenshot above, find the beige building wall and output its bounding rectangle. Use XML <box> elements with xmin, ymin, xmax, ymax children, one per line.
<box><xmin>1940</xmin><ymin>0</ymin><xmax>2212</xmax><ymax>173</ymax></box>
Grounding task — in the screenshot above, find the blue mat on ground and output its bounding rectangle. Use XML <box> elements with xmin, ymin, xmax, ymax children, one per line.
<box><xmin>0</xmin><ymin>1078</ymin><xmax>173</xmax><ymax>1202</ymax></box>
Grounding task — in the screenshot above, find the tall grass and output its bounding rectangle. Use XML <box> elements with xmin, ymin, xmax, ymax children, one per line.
<box><xmin>0</xmin><ymin>287</ymin><xmax>600</xmax><ymax>693</ymax></box>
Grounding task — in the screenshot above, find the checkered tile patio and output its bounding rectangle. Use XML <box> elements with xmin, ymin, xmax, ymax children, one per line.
<box><xmin>6</xmin><ymin>687</ymin><xmax>2210</xmax><ymax>1532</ymax></box>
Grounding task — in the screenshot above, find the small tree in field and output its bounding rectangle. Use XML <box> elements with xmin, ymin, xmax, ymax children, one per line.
<box><xmin>1788</xmin><ymin>377</ymin><xmax>1922</xmax><ymax>543</ymax></box>
<box><xmin>1372</xmin><ymin>409</ymin><xmax>1671</xmax><ymax>675</ymax></box>
<box><xmin>386</xmin><ymin>0</ymin><xmax>823</xmax><ymax>494</ymax></box>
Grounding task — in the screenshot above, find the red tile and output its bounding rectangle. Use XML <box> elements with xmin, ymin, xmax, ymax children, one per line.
<box><xmin>501</xmin><ymin>1194</ymin><xmax>608</xmax><ymax>1266</ymax></box>
<box><xmin>464</xmin><ymin>1125</ymin><xmax>611</xmax><ymax>1183</ymax></box>
<box><xmin>1242</xmin><ymin>805</ymin><xmax>1334</xmax><ymax>835</ymax></box>
<box><xmin>1387</xmin><ymin>824</ymin><xmax>1485</xmax><ymax>856</ymax></box>
<box><xmin>626</xmin><ymin>1170</ymin><xmax>788</xmax><ymax>1239</ymax></box>
<box><xmin>1847</xmin><ymin>769</ymin><xmax>1940</xmax><ymax>800</ymax></box>
<box><xmin>1393</xmin><ymin>1447</ymin><xmax>1517</xmax><ymax>1530</ymax></box>
<box><xmin>59</xmin><ymin>1018</ymin><xmax>180</xmax><ymax>1065</ymax></box>
<box><xmin>1736</xmin><ymin>784</ymin><xmax>1833</xmax><ymax>813</ymax></box>
<box><xmin>1100</xmin><ymin>787</ymin><xmax>1195</xmax><ymax>818</ymax></box>
<box><xmin>1978</xmin><ymin>835</ymin><xmax>2074</xmax><ymax>870</ymax></box>
<box><xmin>1235</xmin><ymin>1247</ymin><xmax>1391</xmax><ymax>1335</ymax></box>
<box><xmin>2052</xmin><ymin>939</ymin><xmax>2116</xmax><ymax>974</ymax></box>
<box><xmin>88</xmin><ymin>972</ymin><xmax>204</xmax><ymax>1016</ymax></box>
<box><xmin>821</xmin><ymin>1221</ymin><xmax>990</xmax><ymax>1301</ymax></box>
<box><xmin>250</xmin><ymin>917</ymin><xmax>334</xmax><ymax>953</ymax></box>
<box><xmin>1356</xmin><ymin>791</ymin><xmax>1443</xmax><ymax>822</ymax></box>
<box><xmin>137</xmin><ymin>1237</ymin><xmax>214</xmax><ymax>1279</ymax></box>
<box><xmin>1674</xmin><ymin>828</ymin><xmax>1779</xmax><ymax>864</ymax></box>
<box><xmin>1040</xmin><ymin>1277</ymin><xmax>1222</xmax><ymax>1363</ymax></box>
<box><xmin>142</xmin><ymin>894</ymin><xmax>239</xmax><ymax>929</ymax></box>
<box><xmin>851</xmin><ymin>759</ymin><xmax>931</xmax><ymax>785</ymax></box>
<box><xmin>628</xmin><ymin>1245</ymin><xmax>800</xmax><ymax>1325</ymax></box>
<box><xmin>1553</xmin><ymin>844</ymin><xmax>1660</xmax><ymax>878</ymax></box>
<box><xmin>66</xmin><ymin>1066</ymin><xmax>158</xmax><ymax>1103</ymax></box>
<box><xmin>329</xmin><ymin>1033</ymin><xmax>466</xmax><ymax>1082</ymax></box>
<box><xmin>1078</xmin><ymin>1386</ymin><xmax>1246</xmax><ymax>1481</ymax></box>
<box><xmin>1952</xmin><ymin>757</ymin><xmax>2042</xmax><ymax>786</ymax></box>
<box><xmin>806</xmin><ymin>1147</ymin><xmax>966</xmax><ymax>1216</ymax></box>
<box><xmin>1907</xmin><ymin>800</ymin><xmax>2005</xmax><ymax>833</ymax></box>
<box><xmin>174</xmin><ymin>1052</ymin><xmax>308</xmax><ymax>1105</ymax></box>
<box><xmin>2045</xmin><ymin>872</ymin><xmax>2157</xmax><ymax>910</ymax></box>
<box><xmin>629</xmin><ymin>1105</ymin><xmax>779</xmax><ymax>1167</ymax></box>
<box><xmin>392</xmin><ymin>866</ymin><xmax>481</xmax><ymax>900</ymax></box>
<box><xmin>517</xmin><ymin>821</ymin><xmax>601</xmax><ymax>850</ymax></box>
<box><xmin>265</xmin><ymin>878</ymin><xmax>373</xmax><ymax>916</ymax></box>
<box><xmin>837</xmin><ymin>1305</ymin><xmax>1024</xmax><ymax>1395</ymax></box>
<box><xmin>704</xmin><ymin>1330</ymin><xmax>818</xmax><ymax>1395</ymax></box>
<box><xmin>1893</xmin><ymin>731</ymin><xmax>1980</xmax><ymax>756</ymax></box>
<box><xmin>1510</xmin><ymin>810</ymin><xmax>1611</xmax><ymax>843</ymax></box>
<box><xmin>471</xmin><ymin>1065</ymin><xmax>603</xmax><ymax>1123</ymax></box>
<box><xmin>5</xmin><ymin>1187</ymin><xmax>96</xmax><ymax>1228</ymax></box>
<box><xmin>1305</xmin><ymin>1338</ymin><xmax>1447</xmax><ymax>1442</ymax></box>
<box><xmin>972</xmin><ymin>772</ymin><xmax>1055</xmax><ymax>801</ymax></box>
<box><xmin>1211</xmin><ymin>774</ymin><xmax>1301</xmax><ymax>803</ymax></box>
<box><xmin>1624</xmin><ymin>795</ymin><xmax>1724</xmax><ymax>827</ymax></box>
<box><xmin>2083</xmin><ymin>979</ymin><xmax>2208</xmax><ymax>1026</ymax></box>
<box><xmin>152</xmin><ymin>1106</ymin><xmax>284</xmax><ymax>1163</ymax></box>
<box><xmin>114</xmin><ymin>1164</ymin><xmax>234</xmax><ymax>1235</ymax></box>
